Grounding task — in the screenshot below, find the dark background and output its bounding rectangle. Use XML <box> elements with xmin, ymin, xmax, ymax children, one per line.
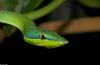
<box><xmin>0</xmin><ymin>0</ymin><xmax>99</xmax><ymax>64</ymax></box>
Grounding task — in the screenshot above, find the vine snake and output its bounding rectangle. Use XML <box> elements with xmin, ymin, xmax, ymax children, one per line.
<box><xmin>0</xmin><ymin>0</ymin><xmax>69</xmax><ymax>48</ymax></box>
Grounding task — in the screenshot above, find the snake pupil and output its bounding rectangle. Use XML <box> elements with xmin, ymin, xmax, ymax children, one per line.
<box><xmin>41</xmin><ymin>34</ymin><xmax>46</xmax><ymax>40</ymax></box>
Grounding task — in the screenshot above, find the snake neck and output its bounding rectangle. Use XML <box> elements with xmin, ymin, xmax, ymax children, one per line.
<box><xmin>23</xmin><ymin>20</ymin><xmax>42</xmax><ymax>39</ymax></box>
<box><xmin>0</xmin><ymin>10</ymin><xmax>41</xmax><ymax>39</ymax></box>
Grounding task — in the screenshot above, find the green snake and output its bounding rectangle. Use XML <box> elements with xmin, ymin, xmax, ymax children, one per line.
<box><xmin>0</xmin><ymin>0</ymin><xmax>68</xmax><ymax>48</ymax></box>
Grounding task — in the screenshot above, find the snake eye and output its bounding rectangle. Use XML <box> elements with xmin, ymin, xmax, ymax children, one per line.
<box><xmin>41</xmin><ymin>33</ymin><xmax>46</xmax><ymax>40</ymax></box>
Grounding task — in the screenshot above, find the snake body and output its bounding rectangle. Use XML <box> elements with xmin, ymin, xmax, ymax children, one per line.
<box><xmin>0</xmin><ymin>0</ymin><xmax>68</xmax><ymax>48</ymax></box>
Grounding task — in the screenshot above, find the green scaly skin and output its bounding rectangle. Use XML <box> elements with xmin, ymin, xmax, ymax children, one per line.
<box><xmin>0</xmin><ymin>0</ymin><xmax>69</xmax><ymax>48</ymax></box>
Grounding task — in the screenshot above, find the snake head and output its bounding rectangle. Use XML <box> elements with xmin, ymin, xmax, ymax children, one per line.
<box><xmin>24</xmin><ymin>29</ymin><xmax>69</xmax><ymax>48</ymax></box>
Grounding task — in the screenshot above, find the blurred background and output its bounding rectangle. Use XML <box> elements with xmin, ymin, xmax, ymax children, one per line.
<box><xmin>0</xmin><ymin>0</ymin><xmax>99</xmax><ymax>64</ymax></box>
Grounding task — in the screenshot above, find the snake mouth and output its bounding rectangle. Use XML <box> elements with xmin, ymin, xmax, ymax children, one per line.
<box><xmin>24</xmin><ymin>36</ymin><xmax>68</xmax><ymax>48</ymax></box>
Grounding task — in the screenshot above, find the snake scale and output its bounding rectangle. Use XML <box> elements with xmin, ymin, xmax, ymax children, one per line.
<box><xmin>0</xmin><ymin>0</ymin><xmax>68</xmax><ymax>48</ymax></box>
